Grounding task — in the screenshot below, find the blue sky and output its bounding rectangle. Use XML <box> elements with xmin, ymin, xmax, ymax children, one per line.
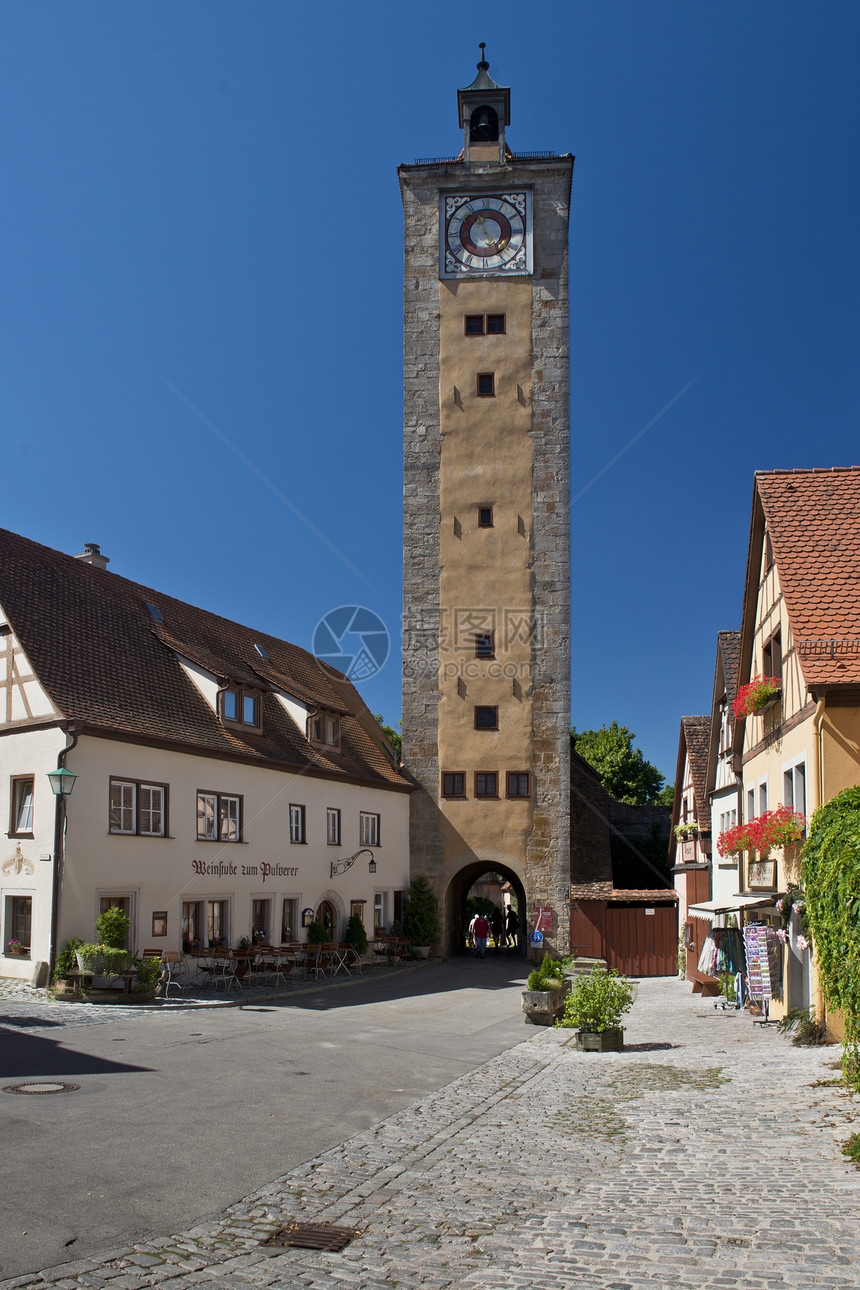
<box><xmin>2</xmin><ymin>2</ymin><xmax>858</xmax><ymax>783</ymax></box>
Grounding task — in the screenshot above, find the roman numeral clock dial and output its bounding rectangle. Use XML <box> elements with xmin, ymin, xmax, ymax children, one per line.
<box><xmin>441</xmin><ymin>192</ymin><xmax>532</xmax><ymax>277</ymax></box>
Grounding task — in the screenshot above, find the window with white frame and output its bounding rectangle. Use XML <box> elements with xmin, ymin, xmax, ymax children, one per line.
<box><xmin>326</xmin><ymin>808</ymin><xmax>341</xmax><ymax>846</ymax></box>
<box><xmin>207</xmin><ymin>899</ymin><xmax>229</xmax><ymax>946</ymax></box>
<box><xmin>281</xmin><ymin>898</ymin><xmax>298</xmax><ymax>942</ymax></box>
<box><xmin>197</xmin><ymin>791</ymin><xmax>242</xmax><ymax>842</ymax></box>
<box><xmin>373</xmin><ymin>890</ymin><xmax>387</xmax><ymax>931</ymax></box>
<box><xmin>783</xmin><ymin>759</ymin><xmax>807</xmax><ymax>817</ymax></box>
<box><xmin>182</xmin><ymin>900</ymin><xmax>204</xmax><ymax>951</ymax></box>
<box><xmin>289</xmin><ymin>804</ymin><xmax>306</xmax><ymax>844</ymax></box>
<box><xmin>4</xmin><ymin>893</ymin><xmax>32</xmax><ymax>956</ymax></box>
<box><xmin>758</xmin><ymin>780</ymin><xmax>768</xmax><ymax>815</ymax></box>
<box><xmin>252</xmin><ymin>898</ymin><xmax>271</xmax><ymax>943</ymax></box>
<box><xmin>9</xmin><ymin>776</ymin><xmax>34</xmax><ymax>836</ymax></box>
<box><xmin>747</xmin><ymin>788</ymin><xmax>755</xmax><ymax>822</ymax></box>
<box><xmin>360</xmin><ymin>811</ymin><xmax>380</xmax><ymax>846</ymax></box>
<box><xmin>109</xmin><ymin>779</ymin><xmax>167</xmax><ymax>836</ymax></box>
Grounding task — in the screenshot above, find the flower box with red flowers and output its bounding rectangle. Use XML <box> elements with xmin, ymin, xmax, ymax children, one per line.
<box><xmin>717</xmin><ymin>806</ymin><xmax>805</xmax><ymax>858</ymax></box>
<box><xmin>732</xmin><ymin>675</ymin><xmax>782</xmax><ymax>719</ymax></box>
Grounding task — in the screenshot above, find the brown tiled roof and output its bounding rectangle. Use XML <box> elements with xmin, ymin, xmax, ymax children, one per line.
<box><xmin>0</xmin><ymin>527</ymin><xmax>409</xmax><ymax>791</ymax></box>
<box><xmin>705</xmin><ymin>631</ymin><xmax>741</xmax><ymax>793</ymax></box>
<box><xmin>756</xmin><ymin>468</ymin><xmax>860</xmax><ymax>686</ymax></box>
<box><xmin>681</xmin><ymin>716</ymin><xmax>711</xmax><ymax>831</ymax></box>
<box><xmin>570</xmin><ymin>882</ymin><xmax>614</xmax><ymax>900</ymax></box>
<box><xmin>608</xmin><ymin>889</ymin><xmax>678</xmax><ymax>903</ymax></box>
<box><xmin>569</xmin><ymin>883</ymin><xmax>677</xmax><ymax>902</ymax></box>
<box><xmin>719</xmin><ymin>631</ymin><xmax>742</xmax><ymax>717</ymax></box>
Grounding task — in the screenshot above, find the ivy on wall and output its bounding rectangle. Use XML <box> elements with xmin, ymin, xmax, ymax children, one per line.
<box><xmin>802</xmin><ymin>785</ymin><xmax>860</xmax><ymax>1091</ymax></box>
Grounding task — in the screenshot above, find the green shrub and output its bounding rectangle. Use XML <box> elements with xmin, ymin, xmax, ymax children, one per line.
<box><xmin>96</xmin><ymin>905</ymin><xmax>130</xmax><ymax>949</ymax></box>
<box><xmin>307</xmin><ymin>920</ymin><xmax>328</xmax><ymax>944</ymax></box>
<box><xmin>76</xmin><ymin>943</ymin><xmax>132</xmax><ymax>975</ymax></box>
<box><xmin>527</xmin><ymin>952</ymin><xmax>565</xmax><ymax>991</ymax></box>
<box><xmin>53</xmin><ymin>936</ymin><xmax>84</xmax><ymax>982</ymax></box>
<box><xmin>344</xmin><ymin>914</ymin><xmax>368</xmax><ymax>956</ymax></box>
<box><xmin>802</xmin><ymin>786</ymin><xmax>860</xmax><ymax>1090</ymax></box>
<box><xmin>402</xmin><ymin>876</ymin><xmax>440</xmax><ymax>945</ymax></box>
<box><xmin>134</xmin><ymin>957</ymin><xmax>164</xmax><ymax>987</ymax></box>
<box><xmin>777</xmin><ymin>1007</ymin><xmax>827</xmax><ymax>1046</ymax></box>
<box><xmin>556</xmin><ymin>966</ymin><xmax>634</xmax><ymax>1033</ymax></box>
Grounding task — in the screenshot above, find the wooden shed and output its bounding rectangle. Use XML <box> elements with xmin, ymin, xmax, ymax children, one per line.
<box><xmin>570</xmin><ymin>884</ymin><xmax>679</xmax><ymax>977</ymax></box>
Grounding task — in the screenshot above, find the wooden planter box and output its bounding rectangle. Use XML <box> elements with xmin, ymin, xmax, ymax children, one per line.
<box><xmin>522</xmin><ymin>984</ymin><xmax>569</xmax><ymax>1027</ymax></box>
<box><xmin>575</xmin><ymin>1027</ymin><xmax>624</xmax><ymax>1052</ymax></box>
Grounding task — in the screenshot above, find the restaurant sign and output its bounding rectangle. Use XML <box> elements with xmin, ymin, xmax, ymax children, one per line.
<box><xmin>191</xmin><ymin>859</ymin><xmax>300</xmax><ymax>883</ymax></box>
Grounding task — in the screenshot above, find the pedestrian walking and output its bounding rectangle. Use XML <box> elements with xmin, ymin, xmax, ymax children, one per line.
<box><xmin>491</xmin><ymin>905</ymin><xmax>505</xmax><ymax>951</ymax></box>
<box><xmin>473</xmin><ymin>913</ymin><xmax>490</xmax><ymax>958</ymax></box>
<box><xmin>505</xmin><ymin>906</ymin><xmax>518</xmax><ymax>949</ymax></box>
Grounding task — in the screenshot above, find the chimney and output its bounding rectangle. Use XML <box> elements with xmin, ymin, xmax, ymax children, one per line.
<box><xmin>75</xmin><ymin>542</ymin><xmax>110</xmax><ymax>571</ymax></box>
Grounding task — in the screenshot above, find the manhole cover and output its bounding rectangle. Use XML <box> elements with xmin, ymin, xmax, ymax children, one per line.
<box><xmin>3</xmin><ymin>1081</ymin><xmax>80</xmax><ymax>1095</ymax></box>
<box><xmin>262</xmin><ymin>1222</ymin><xmax>359</xmax><ymax>1251</ymax></box>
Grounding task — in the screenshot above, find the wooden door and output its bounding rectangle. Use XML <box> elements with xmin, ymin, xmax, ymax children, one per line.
<box><xmin>605</xmin><ymin>903</ymin><xmax>678</xmax><ymax>976</ymax></box>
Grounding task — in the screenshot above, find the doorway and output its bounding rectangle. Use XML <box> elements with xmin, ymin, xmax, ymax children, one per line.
<box><xmin>445</xmin><ymin>862</ymin><xmax>527</xmax><ymax>958</ymax></box>
<box><xmin>316</xmin><ymin>899</ymin><xmax>336</xmax><ymax>939</ymax></box>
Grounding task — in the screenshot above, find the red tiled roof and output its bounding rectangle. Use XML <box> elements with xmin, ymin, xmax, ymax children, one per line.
<box><xmin>756</xmin><ymin>468</ymin><xmax>860</xmax><ymax>686</ymax></box>
<box><xmin>0</xmin><ymin>528</ymin><xmax>409</xmax><ymax>791</ymax></box>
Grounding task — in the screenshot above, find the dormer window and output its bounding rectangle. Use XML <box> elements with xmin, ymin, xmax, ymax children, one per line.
<box><xmin>309</xmin><ymin>711</ymin><xmax>340</xmax><ymax>749</ymax></box>
<box><xmin>220</xmin><ymin>687</ymin><xmax>262</xmax><ymax>732</ymax></box>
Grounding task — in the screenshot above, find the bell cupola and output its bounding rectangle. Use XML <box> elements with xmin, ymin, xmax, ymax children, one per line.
<box><xmin>457</xmin><ymin>44</ymin><xmax>511</xmax><ymax>165</ymax></box>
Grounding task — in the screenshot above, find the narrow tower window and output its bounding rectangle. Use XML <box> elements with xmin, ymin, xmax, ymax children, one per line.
<box><xmin>477</xmin><ymin>373</ymin><xmax>495</xmax><ymax>397</ymax></box>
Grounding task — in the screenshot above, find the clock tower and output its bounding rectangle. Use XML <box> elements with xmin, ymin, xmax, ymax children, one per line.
<box><xmin>399</xmin><ymin>52</ymin><xmax>573</xmax><ymax>956</ymax></box>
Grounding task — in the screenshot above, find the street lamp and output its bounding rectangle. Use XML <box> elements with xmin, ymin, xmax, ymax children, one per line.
<box><xmin>47</xmin><ymin>766</ymin><xmax>78</xmax><ymax>799</ymax></box>
<box><xmin>368</xmin><ymin>856</ymin><xmax>377</xmax><ymax>874</ymax></box>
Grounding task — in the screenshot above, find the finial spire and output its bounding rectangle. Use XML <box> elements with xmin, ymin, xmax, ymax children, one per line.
<box><xmin>478</xmin><ymin>41</ymin><xmax>488</xmax><ymax>70</ymax></box>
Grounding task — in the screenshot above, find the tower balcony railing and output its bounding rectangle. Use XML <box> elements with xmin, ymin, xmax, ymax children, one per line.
<box><xmin>410</xmin><ymin>150</ymin><xmax>559</xmax><ymax>166</ymax></box>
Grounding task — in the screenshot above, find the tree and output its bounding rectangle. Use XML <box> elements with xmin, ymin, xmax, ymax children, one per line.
<box><xmin>375</xmin><ymin>714</ymin><xmax>401</xmax><ymax>760</ymax></box>
<box><xmin>656</xmin><ymin>782</ymin><xmax>676</xmax><ymax>809</ymax></box>
<box><xmin>571</xmin><ymin>721</ymin><xmax>666</xmax><ymax>805</ymax></box>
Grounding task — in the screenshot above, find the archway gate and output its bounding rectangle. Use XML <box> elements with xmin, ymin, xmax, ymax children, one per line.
<box><xmin>443</xmin><ymin>860</ymin><xmax>528</xmax><ymax>958</ymax></box>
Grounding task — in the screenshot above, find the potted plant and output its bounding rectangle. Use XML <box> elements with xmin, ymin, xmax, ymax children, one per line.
<box><xmin>52</xmin><ymin>937</ymin><xmax>85</xmax><ymax>996</ymax></box>
<box><xmin>6</xmin><ymin>938</ymin><xmax>28</xmax><ymax>957</ymax></box>
<box><xmin>402</xmin><ymin>876</ymin><xmax>440</xmax><ymax>958</ymax></box>
<box><xmin>307</xmin><ymin>920</ymin><xmax>328</xmax><ymax>945</ymax></box>
<box><xmin>522</xmin><ymin>952</ymin><xmax>569</xmax><ymax>1026</ymax></box>
<box><xmin>75</xmin><ymin>906</ymin><xmax>133</xmax><ymax>986</ymax></box>
<box><xmin>555</xmin><ymin>964</ymin><xmax>635</xmax><ymax>1051</ymax></box>
<box><xmin>733</xmin><ymin>675</ymin><xmax>782</xmax><ymax>719</ymax></box>
<box><xmin>673</xmin><ymin>822</ymin><xmax>699</xmax><ymax>841</ymax></box>
<box><xmin>344</xmin><ymin>913</ymin><xmax>368</xmax><ymax>958</ymax></box>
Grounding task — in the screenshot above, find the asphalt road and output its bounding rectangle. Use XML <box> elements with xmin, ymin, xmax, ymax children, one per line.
<box><xmin>0</xmin><ymin>955</ymin><xmax>529</xmax><ymax>1279</ymax></box>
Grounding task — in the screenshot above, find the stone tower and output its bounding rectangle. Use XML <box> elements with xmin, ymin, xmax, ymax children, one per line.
<box><xmin>399</xmin><ymin>51</ymin><xmax>573</xmax><ymax>956</ymax></box>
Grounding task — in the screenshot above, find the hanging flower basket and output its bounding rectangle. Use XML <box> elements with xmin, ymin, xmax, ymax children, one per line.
<box><xmin>673</xmin><ymin>822</ymin><xmax>699</xmax><ymax>842</ymax></box>
<box><xmin>732</xmin><ymin>676</ymin><xmax>782</xmax><ymax>719</ymax></box>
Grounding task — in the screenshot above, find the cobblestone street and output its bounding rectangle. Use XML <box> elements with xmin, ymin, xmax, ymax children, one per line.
<box><xmin>2</xmin><ymin>975</ymin><xmax>859</xmax><ymax>1289</ymax></box>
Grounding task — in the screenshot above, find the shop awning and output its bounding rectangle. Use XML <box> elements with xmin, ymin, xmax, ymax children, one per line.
<box><xmin>687</xmin><ymin>895</ymin><xmax>775</xmax><ymax>921</ymax></box>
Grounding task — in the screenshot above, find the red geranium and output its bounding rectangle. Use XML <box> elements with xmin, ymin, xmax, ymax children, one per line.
<box><xmin>717</xmin><ymin>805</ymin><xmax>805</xmax><ymax>857</ymax></box>
<box><xmin>733</xmin><ymin>675</ymin><xmax>782</xmax><ymax>719</ymax></box>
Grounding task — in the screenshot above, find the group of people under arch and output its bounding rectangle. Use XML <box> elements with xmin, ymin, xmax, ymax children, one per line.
<box><xmin>466</xmin><ymin>903</ymin><xmax>518</xmax><ymax>956</ymax></box>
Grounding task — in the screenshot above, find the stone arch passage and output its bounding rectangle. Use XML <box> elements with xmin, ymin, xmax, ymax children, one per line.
<box><xmin>445</xmin><ymin>860</ymin><xmax>528</xmax><ymax>958</ymax></box>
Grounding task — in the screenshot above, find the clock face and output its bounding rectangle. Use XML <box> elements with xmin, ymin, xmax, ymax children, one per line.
<box><xmin>441</xmin><ymin>191</ymin><xmax>532</xmax><ymax>278</ymax></box>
